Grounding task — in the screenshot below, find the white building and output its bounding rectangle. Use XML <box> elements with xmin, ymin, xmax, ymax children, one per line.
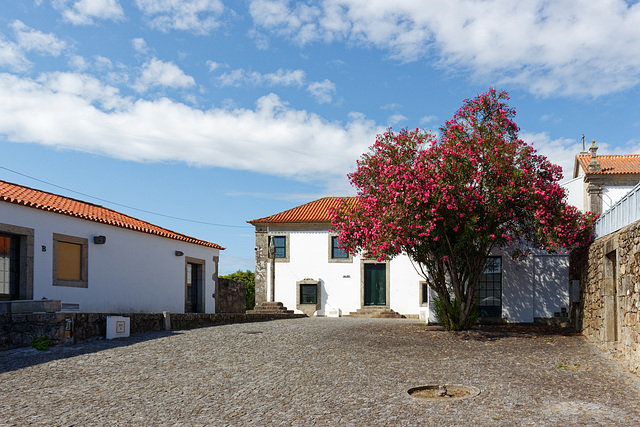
<box><xmin>561</xmin><ymin>140</ymin><xmax>640</xmax><ymax>215</ymax></box>
<box><xmin>249</xmin><ymin>197</ymin><xmax>569</xmax><ymax>322</ymax></box>
<box><xmin>1</xmin><ymin>179</ymin><xmax>223</xmax><ymax>313</ymax></box>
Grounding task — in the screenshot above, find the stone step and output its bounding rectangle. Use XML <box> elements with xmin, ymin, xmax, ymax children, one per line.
<box><xmin>345</xmin><ymin>307</ymin><xmax>405</xmax><ymax>318</ymax></box>
<box><xmin>259</xmin><ymin>302</ymin><xmax>285</xmax><ymax>308</ymax></box>
<box><xmin>248</xmin><ymin>308</ymin><xmax>294</xmax><ymax>314</ymax></box>
<box><xmin>247</xmin><ymin>301</ymin><xmax>294</xmax><ymax>315</ymax></box>
<box><xmin>247</xmin><ymin>310</ymin><xmax>294</xmax><ymax>315</ymax></box>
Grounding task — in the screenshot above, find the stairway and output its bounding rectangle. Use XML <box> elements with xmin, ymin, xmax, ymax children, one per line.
<box><xmin>247</xmin><ymin>301</ymin><xmax>294</xmax><ymax>315</ymax></box>
<box><xmin>345</xmin><ymin>306</ymin><xmax>405</xmax><ymax>318</ymax></box>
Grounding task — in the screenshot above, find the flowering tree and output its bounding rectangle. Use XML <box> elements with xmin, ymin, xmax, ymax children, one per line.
<box><xmin>331</xmin><ymin>89</ymin><xmax>597</xmax><ymax>330</ymax></box>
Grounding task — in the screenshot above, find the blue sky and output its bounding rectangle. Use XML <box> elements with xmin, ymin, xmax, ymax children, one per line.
<box><xmin>1</xmin><ymin>0</ymin><xmax>640</xmax><ymax>274</ymax></box>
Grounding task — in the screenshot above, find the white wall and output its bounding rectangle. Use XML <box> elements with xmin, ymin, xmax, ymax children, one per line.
<box><xmin>1</xmin><ymin>203</ymin><xmax>219</xmax><ymax>313</ymax></box>
<box><xmin>533</xmin><ymin>255</ymin><xmax>569</xmax><ymax>318</ymax></box>
<box><xmin>560</xmin><ymin>176</ymin><xmax>585</xmax><ymax>211</ymax></box>
<box><xmin>602</xmin><ymin>185</ymin><xmax>636</xmax><ymax>212</ymax></box>
<box><xmin>501</xmin><ymin>254</ymin><xmax>534</xmax><ymax>323</ymax></box>
<box><xmin>269</xmin><ymin>228</ymin><xmax>569</xmax><ymax>322</ymax></box>
<box><xmin>271</xmin><ymin>231</ymin><xmax>362</xmax><ymax>316</ymax></box>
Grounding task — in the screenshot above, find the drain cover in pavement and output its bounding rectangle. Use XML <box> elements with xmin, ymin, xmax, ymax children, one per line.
<box><xmin>408</xmin><ymin>385</ymin><xmax>480</xmax><ymax>401</ymax></box>
<box><xmin>242</xmin><ymin>331</ymin><xmax>263</xmax><ymax>334</ymax></box>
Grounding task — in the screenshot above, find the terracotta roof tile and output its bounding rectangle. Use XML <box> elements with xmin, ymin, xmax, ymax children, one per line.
<box><xmin>248</xmin><ymin>197</ymin><xmax>358</xmax><ymax>224</ymax></box>
<box><xmin>0</xmin><ymin>179</ymin><xmax>224</xmax><ymax>249</ymax></box>
<box><xmin>576</xmin><ymin>154</ymin><xmax>640</xmax><ymax>175</ymax></box>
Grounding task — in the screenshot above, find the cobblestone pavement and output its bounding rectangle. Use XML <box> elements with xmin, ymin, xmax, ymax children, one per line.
<box><xmin>2</xmin><ymin>318</ymin><xmax>640</xmax><ymax>426</ymax></box>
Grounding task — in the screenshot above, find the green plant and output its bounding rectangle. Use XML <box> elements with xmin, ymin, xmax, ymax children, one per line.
<box><xmin>31</xmin><ymin>335</ymin><xmax>52</xmax><ymax>351</ymax></box>
<box><xmin>433</xmin><ymin>294</ymin><xmax>479</xmax><ymax>331</ymax></box>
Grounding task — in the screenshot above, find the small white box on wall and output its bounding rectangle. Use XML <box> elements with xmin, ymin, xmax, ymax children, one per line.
<box><xmin>106</xmin><ymin>316</ymin><xmax>130</xmax><ymax>339</ymax></box>
<box><xmin>327</xmin><ymin>308</ymin><xmax>341</xmax><ymax>317</ymax></box>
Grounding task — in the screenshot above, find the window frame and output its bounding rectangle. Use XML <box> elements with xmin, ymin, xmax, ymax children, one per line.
<box><xmin>477</xmin><ymin>256</ymin><xmax>502</xmax><ymax>318</ymax></box>
<box><xmin>53</xmin><ymin>233</ymin><xmax>88</xmax><ymax>288</ymax></box>
<box><xmin>296</xmin><ymin>278</ymin><xmax>321</xmax><ymax>315</ymax></box>
<box><xmin>328</xmin><ymin>234</ymin><xmax>352</xmax><ymax>263</ymax></box>
<box><xmin>299</xmin><ymin>283</ymin><xmax>318</xmax><ymax>305</ymax></box>
<box><xmin>268</xmin><ymin>234</ymin><xmax>290</xmax><ymax>263</ymax></box>
<box><xmin>419</xmin><ymin>281</ymin><xmax>429</xmax><ymax>307</ymax></box>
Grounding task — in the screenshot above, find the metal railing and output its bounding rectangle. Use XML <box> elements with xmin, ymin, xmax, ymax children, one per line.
<box><xmin>594</xmin><ymin>181</ymin><xmax>640</xmax><ymax>238</ymax></box>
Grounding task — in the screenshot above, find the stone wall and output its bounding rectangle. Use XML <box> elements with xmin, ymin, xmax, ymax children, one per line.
<box><xmin>571</xmin><ymin>218</ymin><xmax>640</xmax><ymax>375</ymax></box>
<box><xmin>0</xmin><ymin>311</ymin><xmax>304</xmax><ymax>351</ymax></box>
<box><xmin>216</xmin><ymin>278</ymin><xmax>246</xmax><ymax>314</ymax></box>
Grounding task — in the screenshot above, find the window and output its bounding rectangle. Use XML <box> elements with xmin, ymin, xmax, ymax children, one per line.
<box><xmin>478</xmin><ymin>257</ymin><xmax>501</xmax><ymax>318</ymax></box>
<box><xmin>271</xmin><ymin>236</ymin><xmax>286</xmax><ymax>259</ymax></box>
<box><xmin>331</xmin><ymin>236</ymin><xmax>349</xmax><ymax>259</ymax></box>
<box><xmin>268</xmin><ymin>234</ymin><xmax>289</xmax><ymax>262</ymax></box>
<box><xmin>296</xmin><ymin>278</ymin><xmax>321</xmax><ymax>316</ymax></box>
<box><xmin>328</xmin><ymin>235</ymin><xmax>352</xmax><ymax>263</ymax></box>
<box><xmin>57</xmin><ymin>242</ymin><xmax>82</xmax><ymax>280</ymax></box>
<box><xmin>53</xmin><ymin>234</ymin><xmax>88</xmax><ymax>288</ymax></box>
<box><xmin>420</xmin><ymin>282</ymin><xmax>429</xmax><ymax>306</ymax></box>
<box><xmin>300</xmin><ymin>283</ymin><xmax>318</xmax><ymax>305</ymax></box>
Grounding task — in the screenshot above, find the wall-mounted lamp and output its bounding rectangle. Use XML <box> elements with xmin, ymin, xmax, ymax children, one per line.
<box><xmin>93</xmin><ymin>235</ymin><xmax>106</xmax><ymax>244</ymax></box>
<box><xmin>175</xmin><ymin>251</ymin><xmax>184</xmax><ymax>256</ymax></box>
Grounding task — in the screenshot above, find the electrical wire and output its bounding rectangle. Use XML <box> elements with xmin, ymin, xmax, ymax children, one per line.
<box><xmin>0</xmin><ymin>164</ymin><xmax>251</xmax><ymax>229</ymax></box>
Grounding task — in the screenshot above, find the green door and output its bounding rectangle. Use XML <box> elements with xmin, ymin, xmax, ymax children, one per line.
<box><xmin>364</xmin><ymin>263</ymin><xmax>386</xmax><ymax>306</ymax></box>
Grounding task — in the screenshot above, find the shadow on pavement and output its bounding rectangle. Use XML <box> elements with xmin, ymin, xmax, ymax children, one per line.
<box><xmin>0</xmin><ymin>329</ymin><xmax>183</xmax><ymax>374</ymax></box>
<box><xmin>448</xmin><ymin>324</ymin><xmax>581</xmax><ymax>342</ymax></box>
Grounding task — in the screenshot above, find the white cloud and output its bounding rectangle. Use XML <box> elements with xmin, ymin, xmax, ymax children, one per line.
<box><xmin>69</xmin><ymin>55</ymin><xmax>88</xmax><ymax>71</ymax></box>
<box><xmin>135</xmin><ymin>0</ymin><xmax>224</xmax><ymax>34</ymax></box>
<box><xmin>520</xmin><ymin>131</ymin><xmax>583</xmax><ymax>180</ymax></box>
<box><xmin>206</xmin><ymin>60</ymin><xmax>223</xmax><ymax>72</ymax></box>
<box><xmin>0</xmin><ymin>73</ymin><xmax>381</xmax><ymax>182</ymax></box>
<box><xmin>59</xmin><ymin>0</ymin><xmax>124</xmax><ymax>25</ymax></box>
<box><xmin>306</xmin><ymin>79</ymin><xmax>335</xmax><ymax>104</ymax></box>
<box><xmin>36</xmin><ymin>71</ymin><xmax>127</xmax><ymax>111</ymax></box>
<box><xmin>387</xmin><ymin>114</ymin><xmax>408</xmax><ymax>126</ymax></box>
<box><xmin>381</xmin><ymin>103</ymin><xmax>402</xmax><ymax>111</ymax></box>
<box><xmin>248</xmin><ymin>29</ymin><xmax>270</xmax><ymax>50</ymax></box>
<box><xmin>94</xmin><ymin>55</ymin><xmax>113</xmax><ymax>70</ymax></box>
<box><xmin>10</xmin><ymin>20</ymin><xmax>67</xmax><ymax>56</ymax></box>
<box><xmin>249</xmin><ymin>0</ymin><xmax>640</xmax><ymax>97</ymax></box>
<box><xmin>0</xmin><ymin>37</ymin><xmax>30</xmax><ymax>72</ymax></box>
<box><xmin>217</xmin><ymin>68</ymin><xmax>306</xmax><ymax>87</ymax></box>
<box><xmin>0</xmin><ymin>21</ymin><xmax>67</xmax><ymax>72</ymax></box>
<box><xmin>419</xmin><ymin>115</ymin><xmax>437</xmax><ymax>126</ymax></box>
<box><xmin>132</xmin><ymin>38</ymin><xmax>149</xmax><ymax>54</ymax></box>
<box><xmin>134</xmin><ymin>58</ymin><xmax>196</xmax><ymax>92</ymax></box>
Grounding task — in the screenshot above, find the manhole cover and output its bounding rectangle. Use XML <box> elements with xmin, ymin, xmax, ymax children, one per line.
<box><xmin>408</xmin><ymin>384</ymin><xmax>480</xmax><ymax>401</ymax></box>
<box><xmin>242</xmin><ymin>331</ymin><xmax>263</xmax><ymax>335</ymax></box>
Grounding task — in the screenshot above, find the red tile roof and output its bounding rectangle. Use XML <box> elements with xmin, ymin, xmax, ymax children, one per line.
<box><xmin>248</xmin><ymin>197</ymin><xmax>358</xmax><ymax>224</ymax></box>
<box><xmin>0</xmin><ymin>179</ymin><xmax>224</xmax><ymax>249</ymax></box>
<box><xmin>576</xmin><ymin>154</ymin><xmax>640</xmax><ymax>175</ymax></box>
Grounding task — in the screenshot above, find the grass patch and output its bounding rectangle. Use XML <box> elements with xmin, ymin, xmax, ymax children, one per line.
<box><xmin>31</xmin><ymin>336</ymin><xmax>52</xmax><ymax>351</ymax></box>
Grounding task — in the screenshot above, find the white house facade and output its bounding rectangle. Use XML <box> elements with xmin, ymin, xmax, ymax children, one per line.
<box><xmin>561</xmin><ymin>140</ymin><xmax>640</xmax><ymax>215</ymax></box>
<box><xmin>249</xmin><ymin>197</ymin><xmax>569</xmax><ymax>322</ymax></box>
<box><xmin>1</xmin><ymin>179</ymin><xmax>223</xmax><ymax>313</ymax></box>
